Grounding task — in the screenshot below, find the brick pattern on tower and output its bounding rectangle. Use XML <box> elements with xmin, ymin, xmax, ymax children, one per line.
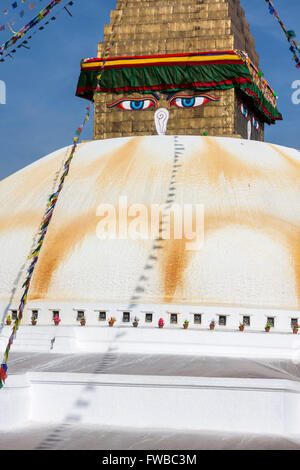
<box><xmin>94</xmin><ymin>0</ymin><xmax>264</xmax><ymax>141</ymax></box>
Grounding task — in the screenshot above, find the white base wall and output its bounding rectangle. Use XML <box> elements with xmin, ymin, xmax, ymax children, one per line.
<box><xmin>1</xmin><ymin>374</ymin><xmax>31</xmax><ymax>428</ymax></box>
<box><xmin>1</xmin><ymin>326</ymin><xmax>300</xmax><ymax>441</ymax></box>
<box><xmin>1</xmin><ymin>326</ymin><xmax>300</xmax><ymax>360</ymax></box>
<box><xmin>1</xmin><ymin>372</ymin><xmax>300</xmax><ymax>441</ymax></box>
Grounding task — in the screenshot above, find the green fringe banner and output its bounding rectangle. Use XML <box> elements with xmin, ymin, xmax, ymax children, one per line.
<box><xmin>76</xmin><ymin>62</ymin><xmax>282</xmax><ymax>124</ymax></box>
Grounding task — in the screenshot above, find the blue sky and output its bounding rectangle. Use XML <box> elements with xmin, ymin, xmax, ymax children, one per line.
<box><xmin>0</xmin><ymin>0</ymin><xmax>299</xmax><ymax>179</ymax></box>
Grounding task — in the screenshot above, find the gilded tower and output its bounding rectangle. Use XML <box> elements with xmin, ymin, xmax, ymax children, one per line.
<box><xmin>76</xmin><ymin>0</ymin><xmax>282</xmax><ymax>140</ymax></box>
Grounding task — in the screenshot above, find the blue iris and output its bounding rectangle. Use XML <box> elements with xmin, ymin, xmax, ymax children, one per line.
<box><xmin>181</xmin><ymin>97</ymin><xmax>195</xmax><ymax>108</ymax></box>
<box><xmin>130</xmin><ymin>101</ymin><xmax>144</xmax><ymax>110</ymax></box>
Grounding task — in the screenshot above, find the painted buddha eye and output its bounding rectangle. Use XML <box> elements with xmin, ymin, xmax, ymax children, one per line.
<box><xmin>168</xmin><ymin>94</ymin><xmax>217</xmax><ymax>108</ymax></box>
<box><xmin>252</xmin><ymin>116</ymin><xmax>260</xmax><ymax>130</ymax></box>
<box><xmin>240</xmin><ymin>103</ymin><xmax>249</xmax><ymax>118</ymax></box>
<box><xmin>107</xmin><ymin>98</ymin><xmax>157</xmax><ymax>111</ymax></box>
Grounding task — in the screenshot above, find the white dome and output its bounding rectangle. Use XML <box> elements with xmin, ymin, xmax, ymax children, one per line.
<box><xmin>0</xmin><ymin>135</ymin><xmax>300</xmax><ymax>310</ymax></box>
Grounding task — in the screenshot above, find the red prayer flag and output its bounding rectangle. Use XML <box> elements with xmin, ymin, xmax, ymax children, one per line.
<box><xmin>0</xmin><ymin>366</ymin><xmax>7</xmax><ymax>383</ymax></box>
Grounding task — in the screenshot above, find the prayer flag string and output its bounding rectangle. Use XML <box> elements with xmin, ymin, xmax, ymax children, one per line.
<box><xmin>0</xmin><ymin>104</ymin><xmax>90</xmax><ymax>389</ymax></box>
<box><xmin>265</xmin><ymin>0</ymin><xmax>300</xmax><ymax>68</ymax></box>
<box><xmin>0</xmin><ymin>0</ymin><xmax>73</xmax><ymax>58</ymax></box>
<box><xmin>0</xmin><ymin>3</ymin><xmax>74</xmax><ymax>62</ymax></box>
<box><xmin>0</xmin><ymin>0</ymin><xmax>129</xmax><ymax>390</ymax></box>
<box><xmin>0</xmin><ymin>1</ymin><xmax>45</xmax><ymax>34</ymax></box>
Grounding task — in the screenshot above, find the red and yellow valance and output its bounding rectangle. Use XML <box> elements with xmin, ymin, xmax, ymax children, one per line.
<box><xmin>76</xmin><ymin>51</ymin><xmax>282</xmax><ymax>124</ymax></box>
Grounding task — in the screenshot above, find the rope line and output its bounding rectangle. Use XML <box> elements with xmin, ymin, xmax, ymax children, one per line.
<box><xmin>127</xmin><ymin>136</ymin><xmax>185</xmax><ymax>312</ymax></box>
<box><xmin>0</xmin><ymin>0</ymin><xmax>71</xmax><ymax>58</ymax></box>
<box><xmin>265</xmin><ymin>0</ymin><xmax>300</xmax><ymax>68</ymax></box>
<box><xmin>0</xmin><ymin>0</ymin><xmax>129</xmax><ymax>389</ymax></box>
<box><xmin>34</xmin><ymin>135</ymin><xmax>186</xmax><ymax>450</ymax></box>
<box><xmin>0</xmin><ymin>105</ymin><xmax>90</xmax><ymax>388</ymax></box>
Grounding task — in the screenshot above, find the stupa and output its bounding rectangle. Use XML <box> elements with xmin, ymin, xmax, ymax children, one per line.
<box><xmin>0</xmin><ymin>0</ymin><xmax>298</xmax><ymax>333</ymax></box>
<box><xmin>1</xmin><ymin>1</ymin><xmax>300</xmax><ymax>445</ymax></box>
<box><xmin>77</xmin><ymin>0</ymin><xmax>282</xmax><ymax>141</ymax></box>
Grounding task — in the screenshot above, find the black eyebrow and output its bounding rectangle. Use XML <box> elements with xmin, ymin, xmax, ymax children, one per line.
<box><xmin>150</xmin><ymin>92</ymin><xmax>160</xmax><ymax>101</ymax></box>
<box><xmin>166</xmin><ymin>92</ymin><xmax>177</xmax><ymax>101</ymax></box>
<box><xmin>126</xmin><ymin>92</ymin><xmax>160</xmax><ymax>101</ymax></box>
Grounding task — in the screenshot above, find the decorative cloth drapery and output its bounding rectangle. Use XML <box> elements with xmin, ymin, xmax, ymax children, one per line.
<box><xmin>76</xmin><ymin>50</ymin><xmax>282</xmax><ymax>125</ymax></box>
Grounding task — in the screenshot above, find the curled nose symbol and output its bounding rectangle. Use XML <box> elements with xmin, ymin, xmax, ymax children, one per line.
<box><xmin>155</xmin><ymin>108</ymin><xmax>169</xmax><ymax>135</ymax></box>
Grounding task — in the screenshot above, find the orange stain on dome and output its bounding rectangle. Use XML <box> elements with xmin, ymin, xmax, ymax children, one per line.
<box><xmin>161</xmin><ymin>237</ymin><xmax>191</xmax><ymax>304</ymax></box>
<box><xmin>5</xmin><ymin>138</ymin><xmax>298</xmax><ymax>308</ymax></box>
<box><xmin>268</xmin><ymin>143</ymin><xmax>300</xmax><ymax>177</ymax></box>
<box><xmin>1</xmin><ymin>149</ymin><xmax>68</xmax><ymax>202</ymax></box>
<box><xmin>186</xmin><ymin>137</ymin><xmax>264</xmax><ymax>185</ymax></box>
<box><xmin>204</xmin><ymin>210</ymin><xmax>300</xmax><ymax>308</ymax></box>
<box><xmin>29</xmin><ymin>211</ymin><xmax>97</xmax><ymax>300</ymax></box>
<box><xmin>0</xmin><ymin>211</ymin><xmax>41</xmax><ymax>233</ymax></box>
<box><xmin>29</xmin><ymin>138</ymin><xmax>153</xmax><ymax>300</ymax></box>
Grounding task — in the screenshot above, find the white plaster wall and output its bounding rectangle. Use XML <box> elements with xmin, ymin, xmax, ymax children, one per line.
<box><xmin>0</xmin><ymin>374</ymin><xmax>31</xmax><ymax>429</ymax></box>
<box><xmin>1</xmin><ymin>372</ymin><xmax>300</xmax><ymax>440</ymax></box>
<box><xmin>1</xmin><ymin>326</ymin><xmax>300</xmax><ymax>360</ymax></box>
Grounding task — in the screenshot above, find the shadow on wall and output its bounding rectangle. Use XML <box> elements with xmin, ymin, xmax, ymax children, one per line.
<box><xmin>35</xmin><ymin>329</ymin><xmax>129</xmax><ymax>450</ymax></box>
